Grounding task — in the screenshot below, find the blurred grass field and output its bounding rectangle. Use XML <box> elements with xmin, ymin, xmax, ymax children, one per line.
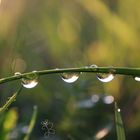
<box><xmin>0</xmin><ymin>0</ymin><xmax>140</xmax><ymax>139</ymax></box>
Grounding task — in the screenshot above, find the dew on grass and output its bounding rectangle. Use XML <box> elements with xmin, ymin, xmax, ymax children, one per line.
<box><xmin>89</xmin><ymin>64</ymin><xmax>98</xmax><ymax>69</ymax></box>
<box><xmin>14</xmin><ymin>72</ymin><xmax>21</xmax><ymax>76</ymax></box>
<box><xmin>61</xmin><ymin>73</ymin><xmax>80</xmax><ymax>83</ymax></box>
<box><xmin>89</xmin><ymin>65</ymin><xmax>115</xmax><ymax>82</ymax></box>
<box><xmin>21</xmin><ymin>71</ymin><xmax>39</xmax><ymax>88</ymax></box>
<box><xmin>96</xmin><ymin>69</ymin><xmax>115</xmax><ymax>82</ymax></box>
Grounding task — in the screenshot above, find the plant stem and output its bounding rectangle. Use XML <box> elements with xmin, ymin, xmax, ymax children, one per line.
<box><xmin>115</xmin><ymin>102</ymin><xmax>126</xmax><ymax>140</ymax></box>
<box><xmin>0</xmin><ymin>67</ymin><xmax>140</xmax><ymax>84</ymax></box>
<box><xmin>0</xmin><ymin>86</ymin><xmax>23</xmax><ymax>114</ymax></box>
<box><xmin>23</xmin><ymin>105</ymin><xmax>38</xmax><ymax>140</ymax></box>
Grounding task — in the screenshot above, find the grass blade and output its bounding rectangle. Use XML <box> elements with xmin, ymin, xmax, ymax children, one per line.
<box><xmin>23</xmin><ymin>105</ymin><xmax>38</xmax><ymax>140</ymax></box>
<box><xmin>115</xmin><ymin>102</ymin><xmax>126</xmax><ymax>140</ymax></box>
<box><xmin>0</xmin><ymin>86</ymin><xmax>23</xmax><ymax>114</ymax></box>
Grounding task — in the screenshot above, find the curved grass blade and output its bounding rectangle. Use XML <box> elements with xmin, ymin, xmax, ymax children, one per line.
<box><xmin>23</xmin><ymin>105</ymin><xmax>38</xmax><ymax>140</ymax></box>
<box><xmin>0</xmin><ymin>86</ymin><xmax>23</xmax><ymax>114</ymax></box>
<box><xmin>115</xmin><ymin>102</ymin><xmax>126</xmax><ymax>140</ymax></box>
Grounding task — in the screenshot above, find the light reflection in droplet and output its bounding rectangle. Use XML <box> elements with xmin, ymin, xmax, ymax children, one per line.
<box><xmin>22</xmin><ymin>80</ymin><xmax>38</xmax><ymax>89</ymax></box>
<box><xmin>61</xmin><ymin>73</ymin><xmax>80</xmax><ymax>83</ymax></box>
<box><xmin>90</xmin><ymin>64</ymin><xmax>98</xmax><ymax>69</ymax></box>
<box><xmin>14</xmin><ymin>72</ymin><xmax>21</xmax><ymax>76</ymax></box>
<box><xmin>97</xmin><ymin>73</ymin><xmax>114</xmax><ymax>83</ymax></box>
<box><xmin>134</xmin><ymin>77</ymin><xmax>140</xmax><ymax>82</ymax></box>
<box><xmin>103</xmin><ymin>95</ymin><xmax>114</xmax><ymax>104</ymax></box>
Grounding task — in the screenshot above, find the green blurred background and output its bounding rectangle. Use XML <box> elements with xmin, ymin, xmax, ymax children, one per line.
<box><xmin>0</xmin><ymin>0</ymin><xmax>140</xmax><ymax>139</ymax></box>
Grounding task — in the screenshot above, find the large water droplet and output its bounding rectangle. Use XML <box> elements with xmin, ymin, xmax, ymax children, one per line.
<box><xmin>134</xmin><ymin>76</ymin><xmax>140</xmax><ymax>82</ymax></box>
<box><xmin>61</xmin><ymin>73</ymin><xmax>80</xmax><ymax>83</ymax></box>
<box><xmin>21</xmin><ymin>71</ymin><xmax>39</xmax><ymax>88</ymax></box>
<box><xmin>97</xmin><ymin>73</ymin><xmax>114</xmax><ymax>82</ymax></box>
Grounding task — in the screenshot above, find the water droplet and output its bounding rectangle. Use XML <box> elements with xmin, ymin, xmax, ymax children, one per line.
<box><xmin>134</xmin><ymin>76</ymin><xmax>140</xmax><ymax>82</ymax></box>
<box><xmin>89</xmin><ymin>64</ymin><xmax>98</xmax><ymax>71</ymax></box>
<box><xmin>21</xmin><ymin>71</ymin><xmax>39</xmax><ymax>89</ymax></box>
<box><xmin>14</xmin><ymin>72</ymin><xmax>21</xmax><ymax>76</ymax></box>
<box><xmin>97</xmin><ymin>73</ymin><xmax>114</xmax><ymax>82</ymax></box>
<box><xmin>117</xmin><ymin>108</ymin><xmax>121</xmax><ymax>112</ymax></box>
<box><xmin>61</xmin><ymin>72</ymin><xmax>80</xmax><ymax>83</ymax></box>
<box><xmin>90</xmin><ymin>64</ymin><xmax>98</xmax><ymax>68</ymax></box>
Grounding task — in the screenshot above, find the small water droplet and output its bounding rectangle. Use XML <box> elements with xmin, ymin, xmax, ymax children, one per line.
<box><xmin>117</xmin><ymin>108</ymin><xmax>121</xmax><ymax>112</ymax></box>
<box><xmin>97</xmin><ymin>73</ymin><xmax>114</xmax><ymax>82</ymax></box>
<box><xmin>21</xmin><ymin>71</ymin><xmax>39</xmax><ymax>89</ymax></box>
<box><xmin>134</xmin><ymin>76</ymin><xmax>140</xmax><ymax>82</ymax></box>
<box><xmin>90</xmin><ymin>64</ymin><xmax>98</xmax><ymax>68</ymax></box>
<box><xmin>61</xmin><ymin>72</ymin><xmax>80</xmax><ymax>83</ymax></box>
<box><xmin>14</xmin><ymin>72</ymin><xmax>21</xmax><ymax>76</ymax></box>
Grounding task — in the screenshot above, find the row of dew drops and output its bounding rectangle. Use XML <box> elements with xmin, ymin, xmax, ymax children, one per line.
<box><xmin>14</xmin><ymin>65</ymin><xmax>140</xmax><ymax>89</ymax></box>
